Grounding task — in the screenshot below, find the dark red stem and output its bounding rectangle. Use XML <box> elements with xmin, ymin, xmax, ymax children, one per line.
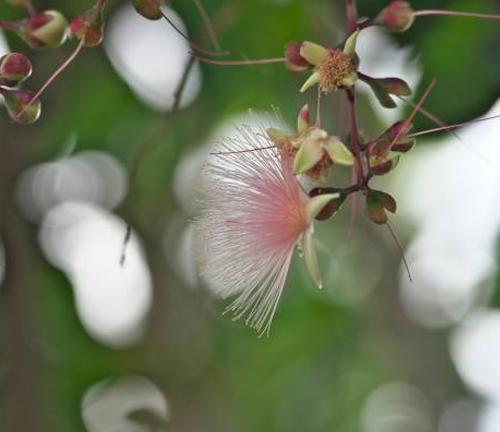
<box><xmin>346</xmin><ymin>88</ymin><xmax>366</xmax><ymax>184</ymax></box>
<box><xmin>346</xmin><ymin>0</ymin><xmax>358</xmax><ymax>33</ymax></box>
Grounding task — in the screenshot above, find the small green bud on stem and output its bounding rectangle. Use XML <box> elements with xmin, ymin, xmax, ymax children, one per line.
<box><xmin>19</xmin><ymin>10</ymin><xmax>69</xmax><ymax>49</ymax></box>
<box><xmin>0</xmin><ymin>87</ymin><xmax>41</xmax><ymax>124</ymax></box>
<box><xmin>69</xmin><ymin>3</ymin><xmax>105</xmax><ymax>47</ymax></box>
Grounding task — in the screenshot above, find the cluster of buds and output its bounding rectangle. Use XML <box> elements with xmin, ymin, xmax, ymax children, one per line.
<box><xmin>267</xmin><ymin>105</ymin><xmax>354</xmax><ymax>183</ymax></box>
<box><xmin>193</xmin><ymin>0</ymin><xmax>500</xmax><ymax>333</ymax></box>
<box><xmin>0</xmin><ymin>0</ymin><xmax>111</xmax><ymax>125</ymax></box>
<box><xmin>278</xmin><ymin>24</ymin><xmax>420</xmax><ymax>229</ymax></box>
<box><xmin>265</xmin><ymin>104</ymin><xmax>415</xmax><ymax>228</ymax></box>
<box><xmin>0</xmin><ymin>53</ymin><xmax>40</xmax><ymax>124</ymax></box>
<box><xmin>19</xmin><ymin>10</ymin><xmax>68</xmax><ymax>49</ymax></box>
<box><xmin>68</xmin><ymin>1</ymin><xmax>106</xmax><ymax>47</ymax></box>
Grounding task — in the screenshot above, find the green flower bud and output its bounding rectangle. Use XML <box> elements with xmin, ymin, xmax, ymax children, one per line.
<box><xmin>370</xmin><ymin>155</ymin><xmax>400</xmax><ymax>176</ymax></box>
<box><xmin>0</xmin><ymin>88</ymin><xmax>41</xmax><ymax>124</ymax></box>
<box><xmin>309</xmin><ymin>188</ymin><xmax>346</xmax><ymax>221</ymax></box>
<box><xmin>69</xmin><ymin>8</ymin><xmax>104</xmax><ymax>47</ymax></box>
<box><xmin>19</xmin><ymin>10</ymin><xmax>68</xmax><ymax>49</ymax></box>
<box><xmin>360</xmin><ymin>74</ymin><xmax>412</xmax><ymax>109</ymax></box>
<box><xmin>365</xmin><ymin>189</ymin><xmax>397</xmax><ymax>225</ymax></box>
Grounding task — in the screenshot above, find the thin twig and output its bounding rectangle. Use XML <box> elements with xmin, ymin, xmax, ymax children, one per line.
<box><xmin>191</xmin><ymin>0</ymin><xmax>222</xmax><ymax>51</ymax></box>
<box><xmin>119</xmin><ymin>225</ymin><xmax>132</xmax><ymax>267</ymax></box>
<box><xmin>388</xmin><ymin>80</ymin><xmax>437</xmax><ymax>152</ymax></box>
<box><xmin>191</xmin><ymin>54</ymin><xmax>286</xmax><ymax>66</ymax></box>
<box><xmin>409</xmin><ymin>113</ymin><xmax>500</xmax><ymax>138</ymax></box>
<box><xmin>121</xmin><ymin>57</ymin><xmax>196</xmax><ymax>264</ymax></box>
<box><xmin>128</xmin><ymin>57</ymin><xmax>196</xmax><ymax>189</ymax></box>
<box><xmin>16</xmin><ymin>41</ymin><xmax>85</xmax><ymax>119</ymax></box>
<box><xmin>414</xmin><ymin>9</ymin><xmax>500</xmax><ymax>20</ymax></box>
<box><xmin>160</xmin><ymin>11</ymin><xmax>228</xmax><ymax>56</ymax></box>
<box><xmin>387</xmin><ymin>222</ymin><xmax>413</xmax><ymax>282</ymax></box>
<box><xmin>397</xmin><ymin>95</ymin><xmax>466</xmax><ymax>146</ymax></box>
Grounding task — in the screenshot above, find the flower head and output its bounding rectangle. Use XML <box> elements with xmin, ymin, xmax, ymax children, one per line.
<box><xmin>267</xmin><ymin>105</ymin><xmax>354</xmax><ymax>182</ymax></box>
<box><xmin>300</xmin><ymin>31</ymin><xmax>359</xmax><ymax>94</ymax></box>
<box><xmin>196</xmin><ymin>123</ymin><xmax>338</xmax><ymax>335</ymax></box>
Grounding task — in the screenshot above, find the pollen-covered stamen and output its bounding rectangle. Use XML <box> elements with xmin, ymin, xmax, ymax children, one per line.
<box><xmin>316</xmin><ymin>48</ymin><xmax>356</xmax><ymax>93</ymax></box>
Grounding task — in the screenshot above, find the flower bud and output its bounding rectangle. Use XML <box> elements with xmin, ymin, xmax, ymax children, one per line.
<box><xmin>0</xmin><ymin>53</ymin><xmax>32</xmax><ymax>87</ymax></box>
<box><xmin>297</xmin><ymin>104</ymin><xmax>310</xmax><ymax>133</ymax></box>
<box><xmin>0</xmin><ymin>88</ymin><xmax>41</xmax><ymax>124</ymax></box>
<box><xmin>69</xmin><ymin>8</ymin><xmax>104</xmax><ymax>47</ymax></box>
<box><xmin>369</xmin><ymin>121</ymin><xmax>415</xmax><ymax>157</ymax></box>
<box><xmin>309</xmin><ymin>188</ymin><xmax>346</xmax><ymax>221</ymax></box>
<box><xmin>132</xmin><ymin>0</ymin><xmax>166</xmax><ymax>21</ymax></box>
<box><xmin>365</xmin><ymin>189</ymin><xmax>397</xmax><ymax>225</ymax></box>
<box><xmin>284</xmin><ymin>41</ymin><xmax>310</xmax><ymax>73</ymax></box>
<box><xmin>377</xmin><ymin>1</ymin><xmax>415</xmax><ymax>33</ymax></box>
<box><xmin>360</xmin><ymin>74</ymin><xmax>412</xmax><ymax>108</ymax></box>
<box><xmin>370</xmin><ymin>155</ymin><xmax>400</xmax><ymax>176</ymax></box>
<box><xmin>19</xmin><ymin>10</ymin><xmax>68</xmax><ymax>49</ymax></box>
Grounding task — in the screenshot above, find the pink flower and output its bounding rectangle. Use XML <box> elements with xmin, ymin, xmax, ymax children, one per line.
<box><xmin>196</xmin><ymin>124</ymin><xmax>338</xmax><ymax>335</ymax></box>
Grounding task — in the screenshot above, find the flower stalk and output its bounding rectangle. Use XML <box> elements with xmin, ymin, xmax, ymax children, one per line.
<box><xmin>346</xmin><ymin>88</ymin><xmax>366</xmax><ymax>184</ymax></box>
<box><xmin>15</xmin><ymin>40</ymin><xmax>84</xmax><ymax>120</ymax></box>
<box><xmin>413</xmin><ymin>9</ymin><xmax>500</xmax><ymax>20</ymax></box>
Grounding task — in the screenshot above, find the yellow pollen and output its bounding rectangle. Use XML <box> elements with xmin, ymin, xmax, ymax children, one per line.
<box><xmin>316</xmin><ymin>48</ymin><xmax>355</xmax><ymax>93</ymax></box>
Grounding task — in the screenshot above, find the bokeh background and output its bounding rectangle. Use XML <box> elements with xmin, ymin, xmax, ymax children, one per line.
<box><xmin>1</xmin><ymin>0</ymin><xmax>500</xmax><ymax>431</ymax></box>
